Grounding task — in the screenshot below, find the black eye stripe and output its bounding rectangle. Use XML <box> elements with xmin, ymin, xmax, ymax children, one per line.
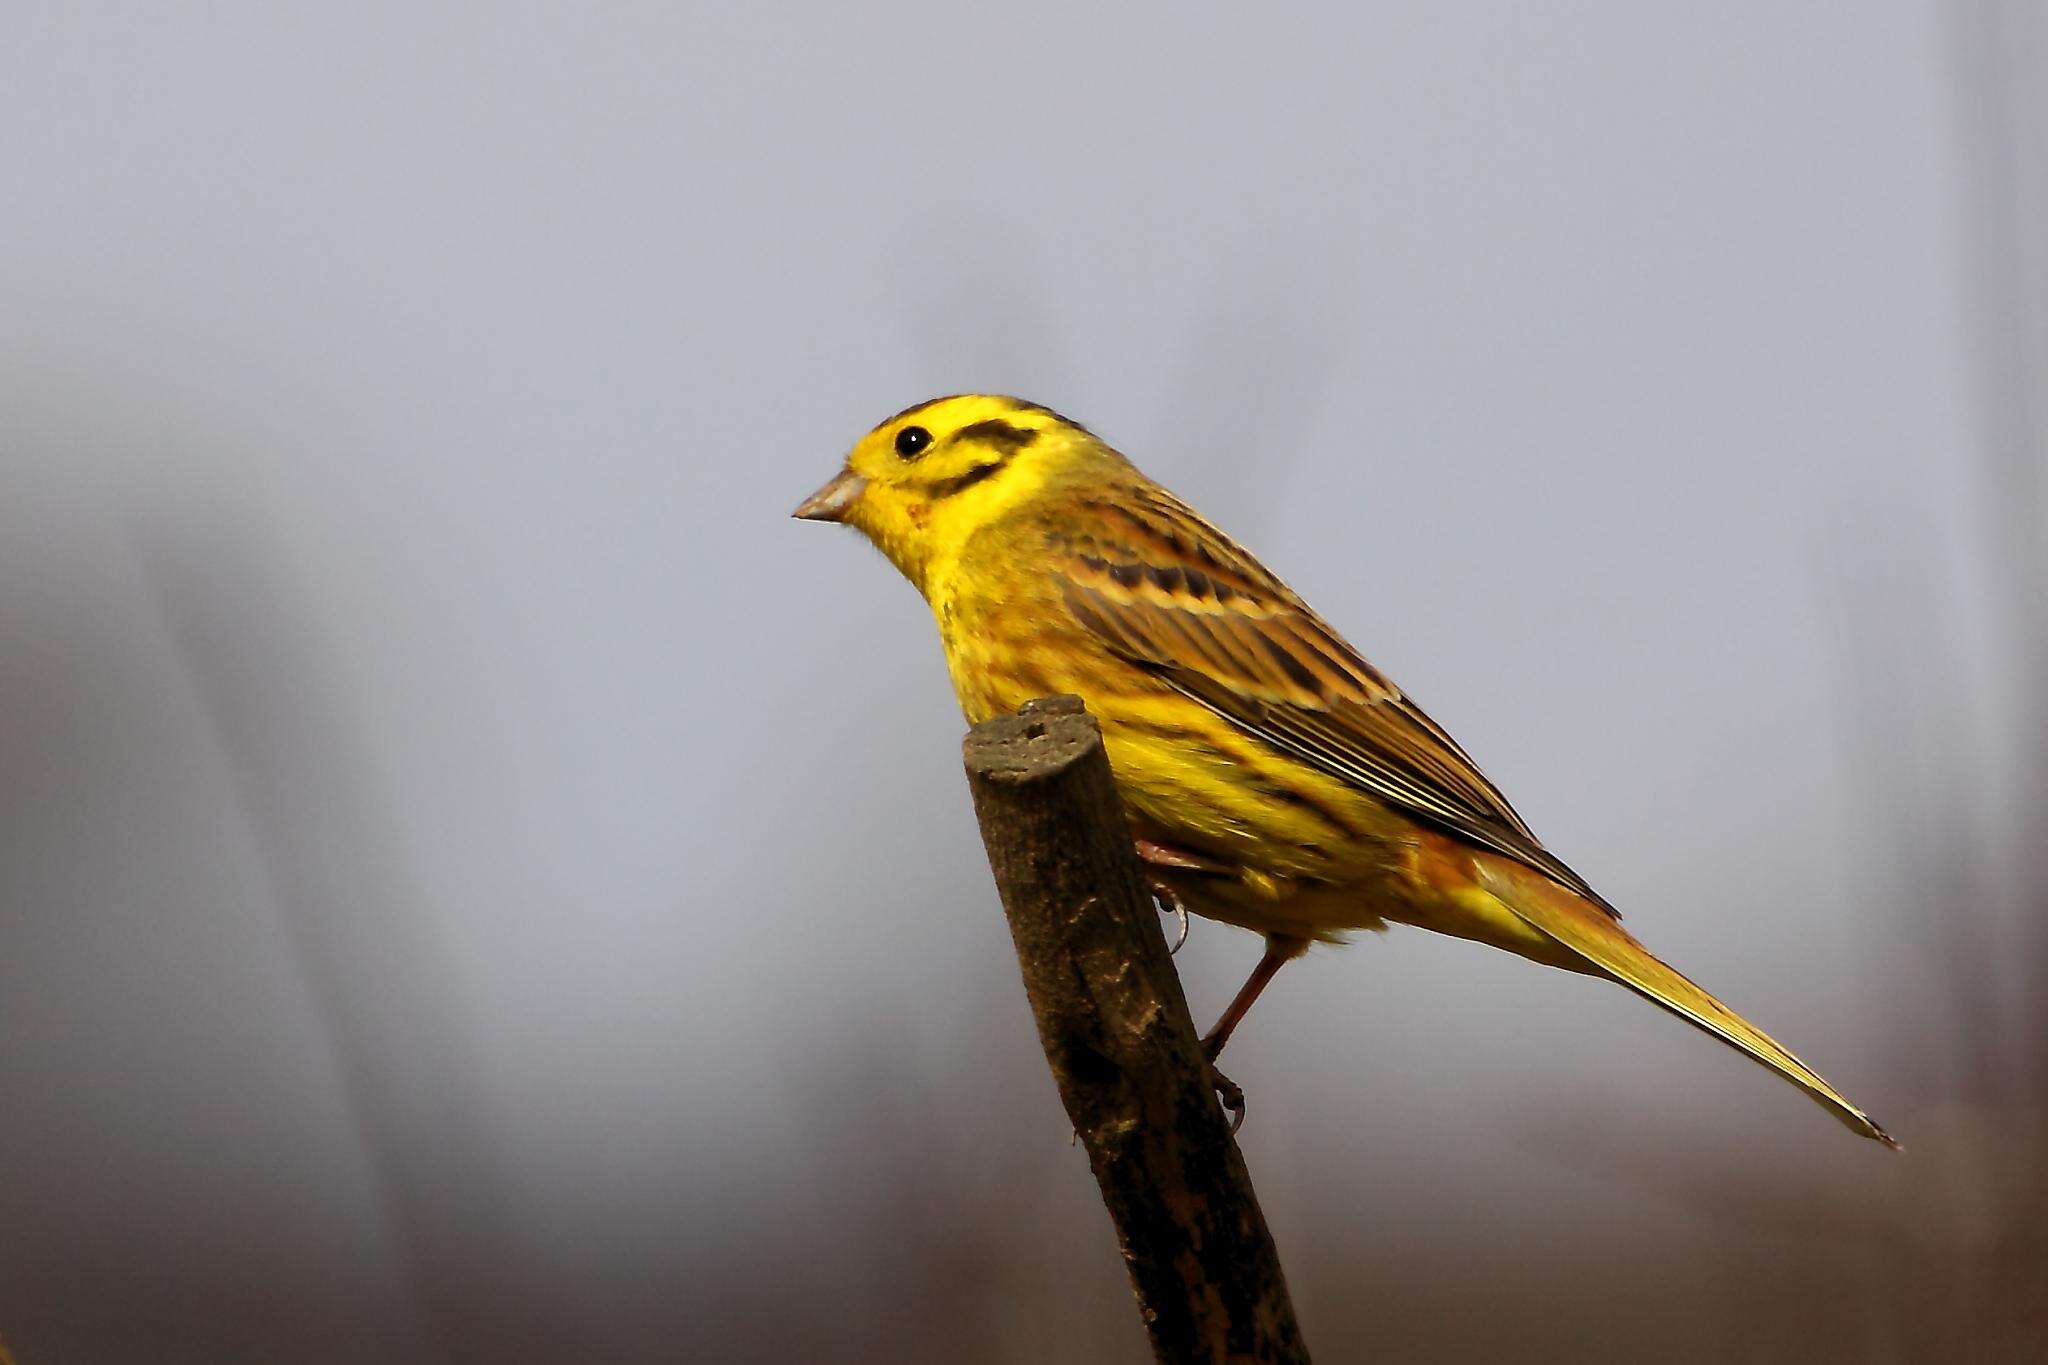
<box><xmin>894</xmin><ymin>425</ymin><xmax>932</xmax><ymax>459</ymax></box>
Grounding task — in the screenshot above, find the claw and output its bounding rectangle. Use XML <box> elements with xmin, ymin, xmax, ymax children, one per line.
<box><xmin>1147</xmin><ymin>879</ymin><xmax>1191</xmax><ymax>955</ymax></box>
<box><xmin>1208</xmin><ymin>1062</ymin><xmax>1246</xmax><ymax>1133</ymax></box>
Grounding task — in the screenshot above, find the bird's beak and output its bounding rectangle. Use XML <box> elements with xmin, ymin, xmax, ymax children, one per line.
<box><xmin>791</xmin><ymin>469</ymin><xmax>868</xmax><ymax>523</ymax></box>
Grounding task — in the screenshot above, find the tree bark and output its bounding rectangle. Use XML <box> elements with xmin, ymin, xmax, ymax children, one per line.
<box><xmin>962</xmin><ymin>695</ymin><xmax>1311</xmax><ymax>1365</ymax></box>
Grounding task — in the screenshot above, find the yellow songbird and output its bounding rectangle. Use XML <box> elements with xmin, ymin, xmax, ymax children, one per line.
<box><xmin>794</xmin><ymin>394</ymin><xmax>1896</xmax><ymax>1147</ymax></box>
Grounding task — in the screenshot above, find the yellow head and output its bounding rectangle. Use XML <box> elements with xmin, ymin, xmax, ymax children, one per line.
<box><xmin>792</xmin><ymin>395</ymin><xmax>1123</xmax><ymax>595</ymax></box>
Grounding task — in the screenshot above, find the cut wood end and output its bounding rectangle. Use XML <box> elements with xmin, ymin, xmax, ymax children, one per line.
<box><xmin>963</xmin><ymin>695</ymin><xmax>1102</xmax><ymax>782</ymax></box>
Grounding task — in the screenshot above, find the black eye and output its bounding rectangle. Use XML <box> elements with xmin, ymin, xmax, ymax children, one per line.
<box><xmin>894</xmin><ymin>425</ymin><xmax>932</xmax><ymax>460</ymax></box>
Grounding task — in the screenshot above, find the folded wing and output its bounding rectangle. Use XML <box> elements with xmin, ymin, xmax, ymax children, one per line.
<box><xmin>1048</xmin><ymin>483</ymin><xmax>1615</xmax><ymax>916</ymax></box>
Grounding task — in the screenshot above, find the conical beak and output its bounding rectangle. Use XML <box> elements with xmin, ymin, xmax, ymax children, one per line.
<box><xmin>791</xmin><ymin>469</ymin><xmax>868</xmax><ymax>523</ymax></box>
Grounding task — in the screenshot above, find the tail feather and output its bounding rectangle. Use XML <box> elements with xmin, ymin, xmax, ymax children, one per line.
<box><xmin>1471</xmin><ymin>859</ymin><xmax>1899</xmax><ymax>1149</ymax></box>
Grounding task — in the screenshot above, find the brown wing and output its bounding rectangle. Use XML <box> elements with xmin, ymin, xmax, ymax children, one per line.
<box><xmin>1048</xmin><ymin>482</ymin><xmax>1616</xmax><ymax>916</ymax></box>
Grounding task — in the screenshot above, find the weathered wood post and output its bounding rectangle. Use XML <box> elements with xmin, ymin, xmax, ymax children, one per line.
<box><xmin>962</xmin><ymin>695</ymin><xmax>1311</xmax><ymax>1364</ymax></box>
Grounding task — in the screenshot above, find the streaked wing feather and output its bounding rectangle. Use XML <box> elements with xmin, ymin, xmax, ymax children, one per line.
<box><xmin>1052</xmin><ymin>486</ymin><xmax>1615</xmax><ymax>915</ymax></box>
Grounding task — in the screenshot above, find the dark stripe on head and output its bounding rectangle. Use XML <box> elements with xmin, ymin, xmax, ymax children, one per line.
<box><xmin>876</xmin><ymin>395</ymin><xmax>1087</xmax><ymax>437</ymax></box>
<box><xmin>928</xmin><ymin>460</ymin><xmax>1008</xmax><ymax>499</ymax></box>
<box><xmin>953</xmin><ymin>418</ymin><xmax>1040</xmax><ymax>454</ymax></box>
<box><xmin>1005</xmin><ymin>398</ymin><xmax>1092</xmax><ymax>435</ymax></box>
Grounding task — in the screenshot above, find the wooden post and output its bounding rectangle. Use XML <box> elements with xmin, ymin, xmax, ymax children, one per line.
<box><xmin>962</xmin><ymin>696</ymin><xmax>1311</xmax><ymax>1365</ymax></box>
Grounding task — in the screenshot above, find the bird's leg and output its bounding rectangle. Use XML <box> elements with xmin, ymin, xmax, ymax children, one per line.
<box><xmin>1131</xmin><ymin>840</ymin><xmax>1287</xmax><ymax>1133</ymax></box>
<box><xmin>1200</xmin><ymin>933</ymin><xmax>1308</xmax><ymax>1063</ymax></box>
<box><xmin>1188</xmin><ymin>933</ymin><xmax>1307</xmax><ymax>1133</ymax></box>
<box><xmin>1132</xmin><ymin>837</ymin><xmax>1227</xmax><ymax>873</ymax></box>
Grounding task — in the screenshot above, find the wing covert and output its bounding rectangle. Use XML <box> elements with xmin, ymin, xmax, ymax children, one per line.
<box><xmin>1048</xmin><ymin>485</ymin><xmax>1613</xmax><ymax>915</ymax></box>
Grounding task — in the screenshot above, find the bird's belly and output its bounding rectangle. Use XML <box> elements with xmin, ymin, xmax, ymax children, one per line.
<box><xmin>937</xmin><ymin>599</ymin><xmax>1432</xmax><ymax>938</ymax></box>
<box><xmin>1150</xmin><ymin>864</ymin><xmax>1396</xmax><ymax>942</ymax></box>
<box><xmin>1090</xmin><ymin>693</ymin><xmax>1426</xmax><ymax>943</ymax></box>
<box><xmin>942</xmin><ymin>634</ymin><xmax>1582</xmax><ymax>960</ymax></box>
<box><xmin>1152</xmin><ymin>828</ymin><xmax>1589</xmax><ymax>967</ymax></box>
<box><xmin>1093</xmin><ymin>698</ymin><xmax>1412</xmax><ymax>876</ymax></box>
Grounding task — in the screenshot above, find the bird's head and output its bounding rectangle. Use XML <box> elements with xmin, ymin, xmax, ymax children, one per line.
<box><xmin>792</xmin><ymin>394</ymin><xmax>1113</xmax><ymax>594</ymax></box>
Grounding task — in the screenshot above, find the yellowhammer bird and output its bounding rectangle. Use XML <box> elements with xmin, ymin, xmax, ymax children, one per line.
<box><xmin>794</xmin><ymin>394</ymin><xmax>1896</xmax><ymax>1148</ymax></box>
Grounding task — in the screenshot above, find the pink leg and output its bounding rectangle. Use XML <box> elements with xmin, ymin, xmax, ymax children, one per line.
<box><xmin>1133</xmin><ymin>837</ymin><xmax>1230</xmax><ymax>875</ymax></box>
<box><xmin>1200</xmin><ymin>933</ymin><xmax>1308</xmax><ymax>1062</ymax></box>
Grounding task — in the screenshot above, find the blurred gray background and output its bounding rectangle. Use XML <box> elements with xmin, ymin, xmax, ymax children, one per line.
<box><xmin>4</xmin><ymin>3</ymin><xmax>2043</xmax><ymax>1361</ymax></box>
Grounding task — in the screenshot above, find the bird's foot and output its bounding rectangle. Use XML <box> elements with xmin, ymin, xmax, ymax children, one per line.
<box><xmin>1207</xmin><ymin>1060</ymin><xmax>1246</xmax><ymax>1134</ymax></box>
<box><xmin>1134</xmin><ymin>838</ymin><xmax>1219</xmax><ymax>957</ymax></box>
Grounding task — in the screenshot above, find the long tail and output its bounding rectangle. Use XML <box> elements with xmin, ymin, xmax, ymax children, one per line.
<box><xmin>1470</xmin><ymin>857</ymin><xmax>1899</xmax><ymax>1149</ymax></box>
